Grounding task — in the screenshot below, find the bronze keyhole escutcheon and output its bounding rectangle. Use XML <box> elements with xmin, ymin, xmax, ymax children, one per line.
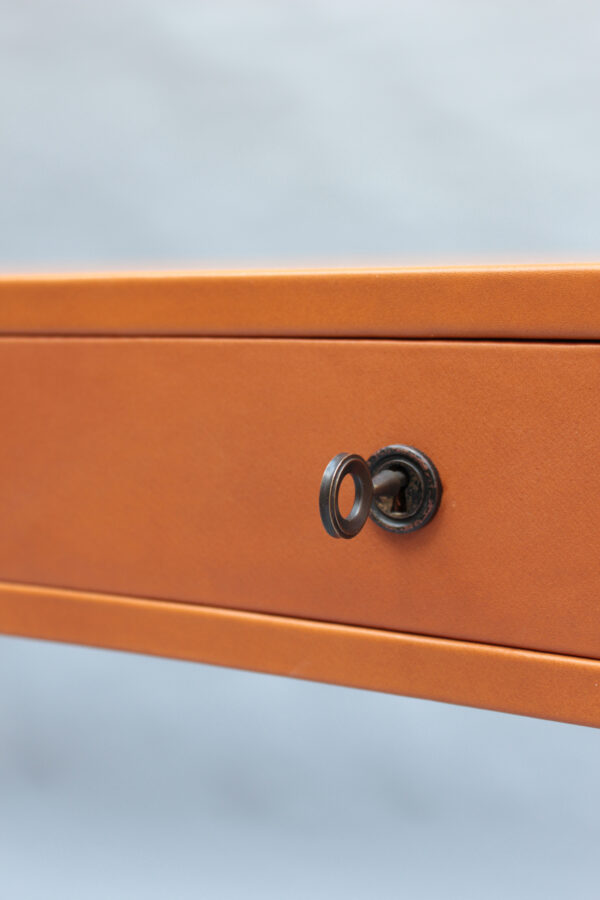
<box><xmin>319</xmin><ymin>444</ymin><xmax>441</xmax><ymax>539</ymax></box>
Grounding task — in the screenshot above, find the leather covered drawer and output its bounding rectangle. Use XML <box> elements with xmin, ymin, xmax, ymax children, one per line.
<box><xmin>1</xmin><ymin>336</ymin><xmax>599</xmax><ymax>659</ymax></box>
<box><xmin>2</xmin><ymin>266</ymin><xmax>600</xmax><ymax>728</ymax></box>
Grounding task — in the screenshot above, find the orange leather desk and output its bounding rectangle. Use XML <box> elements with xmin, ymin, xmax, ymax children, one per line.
<box><xmin>1</xmin><ymin>264</ymin><xmax>600</xmax><ymax>727</ymax></box>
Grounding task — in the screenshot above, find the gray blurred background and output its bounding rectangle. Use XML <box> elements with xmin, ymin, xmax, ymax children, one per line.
<box><xmin>1</xmin><ymin>1</ymin><xmax>600</xmax><ymax>897</ymax></box>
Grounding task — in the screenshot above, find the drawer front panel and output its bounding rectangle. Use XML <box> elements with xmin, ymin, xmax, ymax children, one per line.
<box><xmin>1</xmin><ymin>338</ymin><xmax>599</xmax><ymax>659</ymax></box>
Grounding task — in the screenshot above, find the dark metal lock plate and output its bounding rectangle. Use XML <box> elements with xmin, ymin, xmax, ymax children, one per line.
<box><xmin>368</xmin><ymin>445</ymin><xmax>441</xmax><ymax>534</ymax></box>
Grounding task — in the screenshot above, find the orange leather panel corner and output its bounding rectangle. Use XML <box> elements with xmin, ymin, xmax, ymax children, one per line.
<box><xmin>1</xmin><ymin>581</ymin><xmax>600</xmax><ymax>729</ymax></box>
<box><xmin>1</xmin><ymin>264</ymin><xmax>600</xmax><ymax>339</ymax></box>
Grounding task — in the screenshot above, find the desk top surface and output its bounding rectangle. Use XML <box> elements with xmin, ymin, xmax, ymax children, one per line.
<box><xmin>0</xmin><ymin>264</ymin><xmax>599</xmax><ymax>340</ymax></box>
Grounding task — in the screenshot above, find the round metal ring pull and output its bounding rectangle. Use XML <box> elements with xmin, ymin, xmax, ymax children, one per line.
<box><xmin>319</xmin><ymin>453</ymin><xmax>373</xmax><ymax>539</ymax></box>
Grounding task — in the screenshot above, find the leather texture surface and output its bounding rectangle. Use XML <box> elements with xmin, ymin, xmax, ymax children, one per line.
<box><xmin>1</xmin><ymin>337</ymin><xmax>599</xmax><ymax>659</ymax></box>
<box><xmin>1</xmin><ymin>264</ymin><xmax>600</xmax><ymax>339</ymax></box>
<box><xmin>1</xmin><ymin>581</ymin><xmax>600</xmax><ymax>729</ymax></box>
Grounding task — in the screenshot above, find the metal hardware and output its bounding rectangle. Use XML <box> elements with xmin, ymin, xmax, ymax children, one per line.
<box><xmin>319</xmin><ymin>445</ymin><xmax>441</xmax><ymax>539</ymax></box>
<box><xmin>368</xmin><ymin>444</ymin><xmax>441</xmax><ymax>534</ymax></box>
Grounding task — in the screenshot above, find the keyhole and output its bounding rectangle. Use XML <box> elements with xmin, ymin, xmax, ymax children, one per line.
<box><xmin>391</xmin><ymin>469</ymin><xmax>409</xmax><ymax>514</ymax></box>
